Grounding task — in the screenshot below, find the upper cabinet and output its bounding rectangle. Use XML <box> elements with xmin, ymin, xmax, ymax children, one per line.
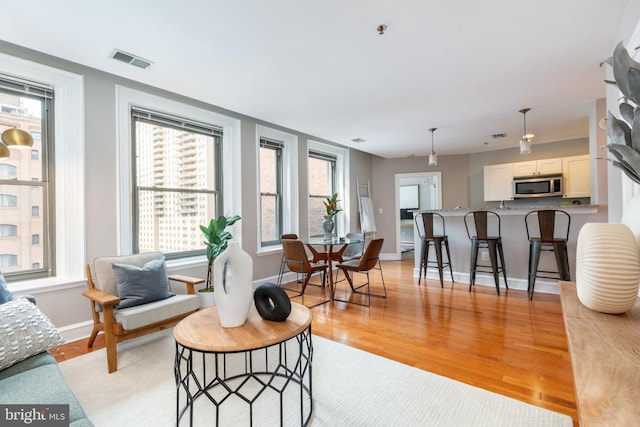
<box><xmin>483</xmin><ymin>163</ymin><xmax>514</xmax><ymax>201</ymax></box>
<box><xmin>512</xmin><ymin>158</ymin><xmax>562</xmax><ymax>177</ymax></box>
<box><xmin>562</xmin><ymin>155</ymin><xmax>591</xmax><ymax>198</ymax></box>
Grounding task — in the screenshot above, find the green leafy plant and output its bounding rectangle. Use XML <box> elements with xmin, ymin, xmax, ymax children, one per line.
<box><xmin>323</xmin><ymin>192</ymin><xmax>342</xmax><ymax>217</ymax></box>
<box><xmin>602</xmin><ymin>41</ymin><xmax>640</xmax><ymax>184</ymax></box>
<box><xmin>199</xmin><ymin>214</ymin><xmax>241</xmax><ymax>292</ymax></box>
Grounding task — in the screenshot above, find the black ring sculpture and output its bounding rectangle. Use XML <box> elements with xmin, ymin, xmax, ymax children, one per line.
<box><xmin>254</xmin><ymin>282</ymin><xmax>291</xmax><ymax>321</ymax></box>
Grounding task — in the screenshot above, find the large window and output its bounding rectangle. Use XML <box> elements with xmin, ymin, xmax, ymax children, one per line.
<box><xmin>0</xmin><ymin>76</ymin><xmax>54</xmax><ymax>279</ymax></box>
<box><xmin>131</xmin><ymin>107</ymin><xmax>222</xmax><ymax>258</ymax></box>
<box><xmin>308</xmin><ymin>150</ymin><xmax>337</xmax><ymax>238</ymax></box>
<box><xmin>259</xmin><ymin>138</ymin><xmax>283</xmax><ymax>246</ymax></box>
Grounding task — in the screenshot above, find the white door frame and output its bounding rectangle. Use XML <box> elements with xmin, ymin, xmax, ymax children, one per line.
<box><xmin>394</xmin><ymin>171</ymin><xmax>442</xmax><ymax>258</ymax></box>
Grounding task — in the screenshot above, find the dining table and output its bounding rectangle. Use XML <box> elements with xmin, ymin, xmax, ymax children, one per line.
<box><xmin>302</xmin><ymin>236</ymin><xmax>364</xmax><ymax>300</ymax></box>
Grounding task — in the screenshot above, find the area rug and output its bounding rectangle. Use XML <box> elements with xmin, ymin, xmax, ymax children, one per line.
<box><xmin>59</xmin><ymin>330</ymin><xmax>572</xmax><ymax>426</ymax></box>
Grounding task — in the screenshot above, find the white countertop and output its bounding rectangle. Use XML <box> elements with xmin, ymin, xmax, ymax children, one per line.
<box><xmin>416</xmin><ymin>205</ymin><xmax>598</xmax><ymax>216</ymax></box>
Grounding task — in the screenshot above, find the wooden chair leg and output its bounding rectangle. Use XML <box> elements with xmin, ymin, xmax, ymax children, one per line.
<box><xmin>102</xmin><ymin>306</ymin><xmax>118</xmax><ymax>373</ymax></box>
<box><xmin>87</xmin><ymin>327</ymin><xmax>100</xmax><ymax>348</ymax></box>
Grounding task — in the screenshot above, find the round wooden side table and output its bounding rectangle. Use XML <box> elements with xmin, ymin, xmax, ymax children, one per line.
<box><xmin>173</xmin><ymin>302</ymin><xmax>313</xmax><ymax>426</ymax></box>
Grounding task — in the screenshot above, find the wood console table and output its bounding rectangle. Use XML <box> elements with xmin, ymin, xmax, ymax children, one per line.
<box><xmin>559</xmin><ymin>281</ymin><xmax>640</xmax><ymax>426</ymax></box>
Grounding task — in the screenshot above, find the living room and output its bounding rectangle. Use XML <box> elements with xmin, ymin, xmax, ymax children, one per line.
<box><xmin>1</xmin><ymin>2</ymin><xmax>640</xmax><ymax>426</ymax></box>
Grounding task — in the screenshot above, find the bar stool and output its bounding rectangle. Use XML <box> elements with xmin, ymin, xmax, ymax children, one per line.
<box><xmin>415</xmin><ymin>212</ymin><xmax>454</xmax><ymax>287</ymax></box>
<box><xmin>525</xmin><ymin>209</ymin><xmax>571</xmax><ymax>300</ymax></box>
<box><xmin>464</xmin><ymin>210</ymin><xmax>508</xmax><ymax>295</ymax></box>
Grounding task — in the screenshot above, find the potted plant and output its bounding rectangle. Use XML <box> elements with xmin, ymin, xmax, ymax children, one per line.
<box><xmin>322</xmin><ymin>193</ymin><xmax>342</xmax><ymax>239</ymax></box>
<box><xmin>198</xmin><ymin>214</ymin><xmax>241</xmax><ymax>307</ymax></box>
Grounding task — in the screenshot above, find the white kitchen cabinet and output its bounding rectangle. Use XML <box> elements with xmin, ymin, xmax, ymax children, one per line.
<box><xmin>512</xmin><ymin>158</ymin><xmax>562</xmax><ymax>177</ymax></box>
<box><xmin>483</xmin><ymin>163</ymin><xmax>514</xmax><ymax>201</ymax></box>
<box><xmin>562</xmin><ymin>154</ymin><xmax>591</xmax><ymax>198</ymax></box>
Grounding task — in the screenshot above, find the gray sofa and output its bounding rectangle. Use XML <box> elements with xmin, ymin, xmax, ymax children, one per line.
<box><xmin>0</xmin><ymin>351</ymin><xmax>93</xmax><ymax>426</ymax></box>
<box><xmin>0</xmin><ymin>290</ymin><xmax>93</xmax><ymax>426</ymax></box>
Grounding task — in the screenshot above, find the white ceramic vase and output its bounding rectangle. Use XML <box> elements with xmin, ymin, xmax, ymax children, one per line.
<box><xmin>576</xmin><ymin>223</ymin><xmax>640</xmax><ymax>314</ymax></box>
<box><xmin>213</xmin><ymin>242</ymin><xmax>254</xmax><ymax>327</ymax></box>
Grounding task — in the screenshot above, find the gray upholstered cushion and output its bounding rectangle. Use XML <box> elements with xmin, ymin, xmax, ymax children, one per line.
<box><xmin>91</xmin><ymin>252</ymin><xmax>164</xmax><ymax>296</ymax></box>
<box><xmin>0</xmin><ymin>363</ymin><xmax>90</xmax><ymax>424</ymax></box>
<box><xmin>0</xmin><ymin>350</ymin><xmax>56</xmax><ymax>381</ymax></box>
<box><xmin>0</xmin><ymin>270</ymin><xmax>13</xmax><ymax>304</ymax></box>
<box><xmin>112</xmin><ymin>257</ymin><xmax>174</xmax><ymax>309</ymax></box>
<box><xmin>0</xmin><ymin>297</ymin><xmax>65</xmax><ymax>370</ymax></box>
<box><xmin>114</xmin><ymin>294</ymin><xmax>199</xmax><ymax>330</ymax></box>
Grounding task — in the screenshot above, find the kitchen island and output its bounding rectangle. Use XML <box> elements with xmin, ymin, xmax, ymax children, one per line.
<box><xmin>413</xmin><ymin>205</ymin><xmax>602</xmax><ymax>294</ymax></box>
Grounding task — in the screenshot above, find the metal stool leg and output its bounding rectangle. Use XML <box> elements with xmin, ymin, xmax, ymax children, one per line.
<box><xmin>528</xmin><ymin>240</ymin><xmax>542</xmax><ymax>300</ymax></box>
<box><xmin>469</xmin><ymin>239</ymin><xmax>479</xmax><ymax>291</ymax></box>
<box><xmin>553</xmin><ymin>242</ymin><xmax>571</xmax><ymax>281</ymax></box>
<box><xmin>497</xmin><ymin>240</ymin><xmax>508</xmax><ymax>289</ymax></box>
<box><xmin>434</xmin><ymin>237</ymin><xmax>444</xmax><ymax>288</ymax></box>
<box><xmin>487</xmin><ymin>239</ymin><xmax>500</xmax><ymax>295</ymax></box>
<box><xmin>444</xmin><ymin>237</ymin><xmax>454</xmax><ymax>283</ymax></box>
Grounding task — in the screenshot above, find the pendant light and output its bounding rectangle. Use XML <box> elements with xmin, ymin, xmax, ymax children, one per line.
<box><xmin>1</xmin><ymin>127</ymin><xmax>33</xmax><ymax>149</ymax></box>
<box><xmin>0</xmin><ymin>142</ymin><xmax>9</xmax><ymax>160</ymax></box>
<box><xmin>519</xmin><ymin>108</ymin><xmax>533</xmax><ymax>155</ymax></box>
<box><xmin>428</xmin><ymin>127</ymin><xmax>438</xmax><ymax>166</ymax></box>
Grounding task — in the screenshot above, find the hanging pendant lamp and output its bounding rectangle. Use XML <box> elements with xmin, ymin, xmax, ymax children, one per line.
<box><xmin>1</xmin><ymin>127</ymin><xmax>33</xmax><ymax>149</ymax></box>
<box><xmin>519</xmin><ymin>108</ymin><xmax>533</xmax><ymax>155</ymax></box>
<box><xmin>0</xmin><ymin>142</ymin><xmax>9</xmax><ymax>160</ymax></box>
<box><xmin>428</xmin><ymin>127</ymin><xmax>438</xmax><ymax>166</ymax></box>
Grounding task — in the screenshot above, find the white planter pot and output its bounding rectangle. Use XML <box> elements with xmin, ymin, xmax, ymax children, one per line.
<box><xmin>197</xmin><ymin>290</ymin><xmax>216</xmax><ymax>308</ymax></box>
<box><xmin>576</xmin><ymin>223</ymin><xmax>640</xmax><ymax>314</ymax></box>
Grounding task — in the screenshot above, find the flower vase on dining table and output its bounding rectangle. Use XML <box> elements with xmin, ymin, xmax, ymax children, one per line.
<box><xmin>322</xmin><ymin>215</ymin><xmax>335</xmax><ymax>240</ymax></box>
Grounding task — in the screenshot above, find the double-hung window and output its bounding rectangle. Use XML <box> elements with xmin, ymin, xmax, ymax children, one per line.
<box><xmin>259</xmin><ymin>138</ymin><xmax>283</xmax><ymax>247</ymax></box>
<box><xmin>0</xmin><ymin>75</ymin><xmax>54</xmax><ymax>280</ymax></box>
<box><xmin>308</xmin><ymin>150</ymin><xmax>338</xmax><ymax>238</ymax></box>
<box><xmin>131</xmin><ymin>107</ymin><xmax>223</xmax><ymax>258</ymax></box>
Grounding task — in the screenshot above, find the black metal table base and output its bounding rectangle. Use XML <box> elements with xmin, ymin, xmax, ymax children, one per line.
<box><xmin>175</xmin><ymin>329</ymin><xmax>313</xmax><ymax>426</ymax></box>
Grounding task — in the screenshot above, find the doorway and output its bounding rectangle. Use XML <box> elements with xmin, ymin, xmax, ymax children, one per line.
<box><xmin>395</xmin><ymin>172</ymin><xmax>442</xmax><ymax>259</ymax></box>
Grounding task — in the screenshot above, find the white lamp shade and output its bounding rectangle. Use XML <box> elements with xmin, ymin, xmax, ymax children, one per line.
<box><xmin>428</xmin><ymin>152</ymin><xmax>437</xmax><ymax>166</ymax></box>
<box><xmin>519</xmin><ymin>138</ymin><xmax>531</xmax><ymax>155</ymax></box>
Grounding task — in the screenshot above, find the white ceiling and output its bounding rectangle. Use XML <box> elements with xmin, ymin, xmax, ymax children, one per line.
<box><xmin>0</xmin><ymin>1</ymin><xmax>633</xmax><ymax>158</ymax></box>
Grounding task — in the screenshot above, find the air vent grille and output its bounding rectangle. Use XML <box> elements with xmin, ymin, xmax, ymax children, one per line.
<box><xmin>492</xmin><ymin>133</ymin><xmax>507</xmax><ymax>139</ymax></box>
<box><xmin>110</xmin><ymin>49</ymin><xmax>153</xmax><ymax>70</ymax></box>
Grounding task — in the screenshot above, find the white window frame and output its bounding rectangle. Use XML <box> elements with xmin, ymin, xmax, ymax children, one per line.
<box><xmin>116</xmin><ymin>87</ymin><xmax>242</xmax><ymax>263</ymax></box>
<box><xmin>0</xmin><ymin>52</ymin><xmax>85</xmax><ymax>292</ymax></box>
<box><xmin>255</xmin><ymin>125</ymin><xmax>298</xmax><ymax>254</ymax></box>
<box><xmin>307</xmin><ymin>140</ymin><xmax>349</xmax><ymax>237</ymax></box>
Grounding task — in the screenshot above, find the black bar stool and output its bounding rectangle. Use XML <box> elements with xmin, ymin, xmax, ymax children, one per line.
<box><xmin>464</xmin><ymin>210</ymin><xmax>508</xmax><ymax>295</ymax></box>
<box><xmin>525</xmin><ymin>210</ymin><xmax>571</xmax><ymax>300</ymax></box>
<box><xmin>415</xmin><ymin>212</ymin><xmax>454</xmax><ymax>287</ymax></box>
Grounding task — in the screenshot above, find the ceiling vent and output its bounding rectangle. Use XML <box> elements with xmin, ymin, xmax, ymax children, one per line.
<box><xmin>109</xmin><ymin>49</ymin><xmax>153</xmax><ymax>70</ymax></box>
<box><xmin>492</xmin><ymin>133</ymin><xmax>507</xmax><ymax>139</ymax></box>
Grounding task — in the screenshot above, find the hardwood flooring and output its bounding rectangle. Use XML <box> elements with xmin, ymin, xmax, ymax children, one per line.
<box><xmin>52</xmin><ymin>258</ymin><xmax>578</xmax><ymax>425</ymax></box>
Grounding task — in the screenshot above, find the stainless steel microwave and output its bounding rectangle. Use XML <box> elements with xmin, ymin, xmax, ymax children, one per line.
<box><xmin>513</xmin><ymin>175</ymin><xmax>563</xmax><ymax>198</ymax></box>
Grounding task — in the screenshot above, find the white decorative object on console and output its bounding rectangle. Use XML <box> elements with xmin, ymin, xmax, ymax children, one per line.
<box><xmin>576</xmin><ymin>223</ymin><xmax>640</xmax><ymax>314</ymax></box>
<box><xmin>213</xmin><ymin>242</ymin><xmax>254</xmax><ymax>327</ymax></box>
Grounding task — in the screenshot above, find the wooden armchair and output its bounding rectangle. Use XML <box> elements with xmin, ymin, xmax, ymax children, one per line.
<box><xmin>83</xmin><ymin>252</ymin><xmax>202</xmax><ymax>373</ymax></box>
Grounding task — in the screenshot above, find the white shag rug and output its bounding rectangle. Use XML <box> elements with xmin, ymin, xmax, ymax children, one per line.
<box><xmin>59</xmin><ymin>330</ymin><xmax>572</xmax><ymax>427</ymax></box>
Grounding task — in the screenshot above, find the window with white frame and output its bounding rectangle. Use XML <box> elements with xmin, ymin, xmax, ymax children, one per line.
<box><xmin>256</xmin><ymin>125</ymin><xmax>299</xmax><ymax>252</ymax></box>
<box><xmin>259</xmin><ymin>138</ymin><xmax>283</xmax><ymax>246</ymax></box>
<box><xmin>131</xmin><ymin>107</ymin><xmax>223</xmax><ymax>258</ymax></box>
<box><xmin>0</xmin><ymin>75</ymin><xmax>54</xmax><ymax>280</ymax></box>
<box><xmin>307</xmin><ymin>142</ymin><xmax>347</xmax><ymax>238</ymax></box>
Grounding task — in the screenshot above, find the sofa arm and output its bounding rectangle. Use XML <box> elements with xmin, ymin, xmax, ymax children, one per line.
<box><xmin>82</xmin><ymin>288</ymin><xmax>120</xmax><ymax>307</ymax></box>
<box><xmin>168</xmin><ymin>274</ymin><xmax>205</xmax><ymax>295</ymax></box>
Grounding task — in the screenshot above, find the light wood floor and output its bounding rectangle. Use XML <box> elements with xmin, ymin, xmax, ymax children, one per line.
<box><xmin>52</xmin><ymin>258</ymin><xmax>578</xmax><ymax>425</ymax></box>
